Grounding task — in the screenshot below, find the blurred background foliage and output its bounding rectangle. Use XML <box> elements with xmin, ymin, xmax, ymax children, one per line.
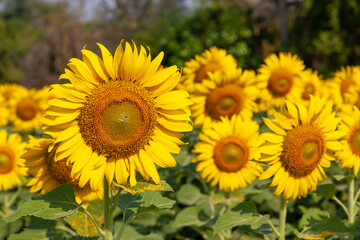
<box><xmin>0</xmin><ymin>0</ymin><xmax>359</xmax><ymax>83</ymax></box>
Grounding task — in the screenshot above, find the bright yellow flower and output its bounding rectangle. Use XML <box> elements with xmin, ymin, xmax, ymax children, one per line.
<box><xmin>256</xmin><ymin>52</ymin><xmax>305</xmax><ymax>111</ymax></box>
<box><xmin>0</xmin><ymin>83</ymin><xmax>27</xmax><ymax>103</ymax></box>
<box><xmin>325</xmin><ymin>66</ymin><xmax>360</xmax><ymax>114</ymax></box>
<box><xmin>8</xmin><ymin>88</ymin><xmax>48</xmax><ymax>132</ymax></box>
<box><xmin>192</xmin><ymin>115</ymin><xmax>263</xmax><ymax>192</ymax></box>
<box><xmin>0</xmin><ymin>96</ymin><xmax>10</xmax><ymax>127</ymax></box>
<box><xmin>23</xmin><ymin>137</ymin><xmax>102</xmax><ymax>203</ymax></box>
<box><xmin>191</xmin><ymin>69</ymin><xmax>259</xmax><ymax>126</ymax></box>
<box><xmin>181</xmin><ymin>47</ymin><xmax>237</xmax><ymax>92</ymax></box>
<box><xmin>258</xmin><ymin>96</ymin><xmax>342</xmax><ymax>201</ymax></box>
<box><xmin>42</xmin><ymin>41</ymin><xmax>193</xmax><ymax>191</ymax></box>
<box><xmin>337</xmin><ymin>106</ymin><xmax>360</xmax><ymax>175</ymax></box>
<box><xmin>0</xmin><ymin>130</ymin><xmax>27</xmax><ymax>191</ymax></box>
<box><xmin>288</xmin><ymin>69</ymin><xmax>324</xmax><ymax>107</ymax></box>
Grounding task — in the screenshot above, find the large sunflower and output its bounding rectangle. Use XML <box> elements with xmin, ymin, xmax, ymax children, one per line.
<box><xmin>336</xmin><ymin>106</ymin><xmax>360</xmax><ymax>175</ymax></box>
<box><xmin>256</xmin><ymin>52</ymin><xmax>305</xmax><ymax>111</ymax></box>
<box><xmin>8</xmin><ymin>88</ymin><xmax>48</xmax><ymax>132</ymax></box>
<box><xmin>181</xmin><ymin>47</ymin><xmax>238</xmax><ymax>92</ymax></box>
<box><xmin>23</xmin><ymin>137</ymin><xmax>102</xmax><ymax>203</ymax></box>
<box><xmin>0</xmin><ymin>130</ymin><xmax>27</xmax><ymax>191</ymax></box>
<box><xmin>192</xmin><ymin>115</ymin><xmax>263</xmax><ymax>192</ymax></box>
<box><xmin>42</xmin><ymin>41</ymin><xmax>193</xmax><ymax>191</ymax></box>
<box><xmin>191</xmin><ymin>69</ymin><xmax>259</xmax><ymax>126</ymax></box>
<box><xmin>258</xmin><ymin>96</ymin><xmax>342</xmax><ymax>201</ymax></box>
<box><xmin>325</xmin><ymin>66</ymin><xmax>360</xmax><ymax>113</ymax></box>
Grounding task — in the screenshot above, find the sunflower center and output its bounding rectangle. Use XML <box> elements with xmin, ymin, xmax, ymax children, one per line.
<box><xmin>268</xmin><ymin>70</ymin><xmax>294</xmax><ymax>97</ymax></box>
<box><xmin>302</xmin><ymin>83</ymin><xmax>315</xmax><ymax>100</ymax></box>
<box><xmin>349</xmin><ymin>128</ymin><xmax>360</xmax><ymax>155</ymax></box>
<box><xmin>195</xmin><ymin>62</ymin><xmax>219</xmax><ymax>83</ymax></box>
<box><xmin>341</xmin><ymin>78</ymin><xmax>354</xmax><ymax>95</ymax></box>
<box><xmin>16</xmin><ymin>100</ymin><xmax>38</xmax><ymax>121</ymax></box>
<box><xmin>78</xmin><ymin>81</ymin><xmax>157</xmax><ymax>159</ymax></box>
<box><xmin>101</xmin><ymin>101</ymin><xmax>143</xmax><ymax>141</ymax></box>
<box><xmin>281</xmin><ymin>124</ymin><xmax>324</xmax><ymax>177</ymax></box>
<box><xmin>213</xmin><ymin>136</ymin><xmax>248</xmax><ymax>172</ymax></box>
<box><xmin>205</xmin><ymin>84</ymin><xmax>244</xmax><ymax>120</ymax></box>
<box><xmin>0</xmin><ymin>147</ymin><xmax>15</xmax><ymax>174</ymax></box>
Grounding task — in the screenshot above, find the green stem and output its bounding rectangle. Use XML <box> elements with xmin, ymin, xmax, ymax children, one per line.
<box><xmin>81</xmin><ymin>206</ymin><xmax>105</xmax><ymax>238</ymax></box>
<box><xmin>279</xmin><ymin>196</ymin><xmax>287</xmax><ymax>240</ymax></box>
<box><xmin>348</xmin><ymin>174</ymin><xmax>356</xmax><ymax>240</ymax></box>
<box><xmin>348</xmin><ymin>174</ymin><xmax>355</xmax><ymax>227</ymax></box>
<box><xmin>332</xmin><ymin>195</ymin><xmax>349</xmax><ymax>217</ymax></box>
<box><xmin>110</xmin><ymin>188</ymin><xmax>122</xmax><ymax>213</ymax></box>
<box><xmin>104</xmin><ymin>178</ymin><xmax>113</xmax><ymax>240</ymax></box>
<box><xmin>6</xmin><ymin>186</ymin><xmax>22</xmax><ymax>208</ymax></box>
<box><xmin>115</xmin><ymin>212</ymin><xmax>126</xmax><ymax>240</ymax></box>
<box><xmin>261</xmin><ymin>215</ymin><xmax>280</xmax><ymax>237</ymax></box>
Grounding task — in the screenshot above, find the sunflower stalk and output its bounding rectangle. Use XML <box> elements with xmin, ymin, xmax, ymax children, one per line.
<box><xmin>279</xmin><ymin>197</ymin><xmax>287</xmax><ymax>240</ymax></box>
<box><xmin>348</xmin><ymin>174</ymin><xmax>355</xmax><ymax>227</ymax></box>
<box><xmin>103</xmin><ymin>178</ymin><xmax>114</xmax><ymax>240</ymax></box>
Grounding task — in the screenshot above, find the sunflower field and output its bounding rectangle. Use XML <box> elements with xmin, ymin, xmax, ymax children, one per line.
<box><xmin>1</xmin><ymin>0</ymin><xmax>360</xmax><ymax>240</ymax></box>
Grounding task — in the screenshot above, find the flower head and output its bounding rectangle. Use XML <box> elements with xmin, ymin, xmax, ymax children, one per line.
<box><xmin>337</xmin><ymin>106</ymin><xmax>360</xmax><ymax>175</ymax></box>
<box><xmin>192</xmin><ymin>115</ymin><xmax>263</xmax><ymax>192</ymax></box>
<box><xmin>23</xmin><ymin>137</ymin><xmax>102</xmax><ymax>203</ymax></box>
<box><xmin>42</xmin><ymin>41</ymin><xmax>193</xmax><ymax>190</ymax></box>
<box><xmin>191</xmin><ymin>69</ymin><xmax>259</xmax><ymax>126</ymax></box>
<box><xmin>181</xmin><ymin>47</ymin><xmax>237</xmax><ymax>92</ymax></box>
<box><xmin>258</xmin><ymin>96</ymin><xmax>342</xmax><ymax>200</ymax></box>
<box><xmin>0</xmin><ymin>130</ymin><xmax>27</xmax><ymax>191</ymax></box>
<box><xmin>257</xmin><ymin>52</ymin><xmax>305</xmax><ymax>111</ymax></box>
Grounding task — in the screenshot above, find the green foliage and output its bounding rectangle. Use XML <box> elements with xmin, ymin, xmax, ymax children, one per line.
<box><xmin>5</xmin><ymin>184</ymin><xmax>80</xmax><ymax>222</ymax></box>
<box><xmin>135</xmin><ymin>2</ymin><xmax>255</xmax><ymax>68</ymax></box>
<box><xmin>117</xmin><ymin>190</ymin><xmax>175</xmax><ymax>223</ymax></box>
<box><xmin>0</xmin><ymin>0</ymin><xmax>39</xmax><ymax>84</ymax></box>
<box><xmin>289</xmin><ymin>0</ymin><xmax>360</xmax><ymax>77</ymax></box>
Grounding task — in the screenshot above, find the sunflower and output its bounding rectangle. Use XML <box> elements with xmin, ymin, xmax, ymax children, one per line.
<box><xmin>42</xmin><ymin>41</ymin><xmax>193</xmax><ymax>191</ymax></box>
<box><xmin>0</xmin><ymin>96</ymin><xmax>10</xmax><ymax>127</ymax></box>
<box><xmin>258</xmin><ymin>96</ymin><xmax>342</xmax><ymax>201</ymax></box>
<box><xmin>287</xmin><ymin>69</ymin><xmax>324</xmax><ymax>107</ymax></box>
<box><xmin>0</xmin><ymin>130</ymin><xmax>27</xmax><ymax>191</ymax></box>
<box><xmin>325</xmin><ymin>66</ymin><xmax>360</xmax><ymax>113</ymax></box>
<box><xmin>23</xmin><ymin>136</ymin><xmax>102</xmax><ymax>203</ymax></box>
<box><xmin>336</xmin><ymin>106</ymin><xmax>360</xmax><ymax>175</ymax></box>
<box><xmin>192</xmin><ymin>115</ymin><xmax>262</xmax><ymax>192</ymax></box>
<box><xmin>0</xmin><ymin>83</ymin><xmax>27</xmax><ymax>103</ymax></box>
<box><xmin>8</xmin><ymin>88</ymin><xmax>48</xmax><ymax>132</ymax></box>
<box><xmin>256</xmin><ymin>52</ymin><xmax>305</xmax><ymax>111</ymax></box>
<box><xmin>181</xmin><ymin>47</ymin><xmax>238</xmax><ymax>92</ymax></box>
<box><xmin>191</xmin><ymin>69</ymin><xmax>259</xmax><ymax>126</ymax></box>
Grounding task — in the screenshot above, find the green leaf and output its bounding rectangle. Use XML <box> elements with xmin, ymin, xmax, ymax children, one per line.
<box><xmin>65</xmin><ymin>200</ymin><xmax>103</xmax><ymax>237</ymax></box>
<box><xmin>114</xmin><ymin>223</ymin><xmax>163</xmax><ymax>240</ymax></box>
<box><xmin>298</xmin><ymin>207</ymin><xmax>330</xmax><ymax>229</ymax></box>
<box><xmin>7</xmin><ymin>228</ymin><xmax>63</xmax><ymax>240</ymax></box>
<box><xmin>117</xmin><ymin>191</ymin><xmax>175</xmax><ymax>222</ymax></box>
<box><xmin>231</xmin><ymin>201</ymin><xmax>257</xmax><ymax>214</ymax></box>
<box><xmin>172</xmin><ymin>205</ymin><xmax>208</xmax><ymax>229</ymax></box>
<box><xmin>5</xmin><ymin>184</ymin><xmax>80</xmax><ymax>222</ymax></box>
<box><xmin>176</xmin><ymin>183</ymin><xmax>202</xmax><ymax>205</ymax></box>
<box><xmin>214</xmin><ymin>212</ymin><xmax>260</xmax><ymax>234</ymax></box>
<box><xmin>307</xmin><ymin>216</ymin><xmax>354</xmax><ymax>236</ymax></box>
<box><xmin>315</xmin><ymin>183</ymin><xmax>336</xmax><ymax>198</ymax></box>
<box><xmin>119</xmin><ymin>180</ymin><xmax>173</xmax><ymax>194</ymax></box>
<box><xmin>214</xmin><ymin>201</ymin><xmax>263</xmax><ymax>234</ymax></box>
